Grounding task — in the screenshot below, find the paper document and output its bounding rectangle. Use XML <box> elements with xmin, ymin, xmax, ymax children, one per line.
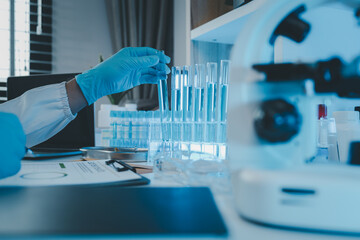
<box><xmin>0</xmin><ymin>160</ymin><xmax>141</xmax><ymax>187</ymax></box>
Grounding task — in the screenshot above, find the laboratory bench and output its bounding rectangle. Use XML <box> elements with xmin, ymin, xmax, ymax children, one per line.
<box><xmin>7</xmin><ymin>157</ymin><xmax>359</xmax><ymax>240</ymax></box>
<box><xmin>146</xmin><ymin>172</ymin><xmax>360</xmax><ymax>240</ymax></box>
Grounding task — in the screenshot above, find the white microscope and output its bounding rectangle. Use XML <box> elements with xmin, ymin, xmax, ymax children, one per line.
<box><xmin>228</xmin><ymin>0</ymin><xmax>360</xmax><ymax>234</ymax></box>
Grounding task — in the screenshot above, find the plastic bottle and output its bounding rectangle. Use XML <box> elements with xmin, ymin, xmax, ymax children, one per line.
<box><xmin>333</xmin><ymin>111</ymin><xmax>360</xmax><ymax>163</ymax></box>
<box><xmin>327</xmin><ymin>118</ymin><xmax>339</xmax><ymax>161</ymax></box>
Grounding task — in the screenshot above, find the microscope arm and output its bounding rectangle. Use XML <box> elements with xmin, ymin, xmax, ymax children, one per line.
<box><xmin>253</xmin><ymin>57</ymin><xmax>360</xmax><ymax>98</ymax></box>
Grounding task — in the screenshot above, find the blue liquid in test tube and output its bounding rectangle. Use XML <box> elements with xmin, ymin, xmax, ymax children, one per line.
<box><xmin>158</xmin><ymin>78</ymin><xmax>169</xmax><ymax>141</ymax></box>
<box><xmin>156</xmin><ymin>50</ymin><xmax>170</xmax><ymax>142</ymax></box>
<box><xmin>205</xmin><ymin>62</ymin><xmax>218</xmax><ymax>146</ymax></box>
<box><xmin>217</xmin><ymin>60</ymin><xmax>230</xmax><ymax>145</ymax></box>
<box><xmin>157</xmin><ymin>51</ymin><xmax>169</xmax><ymax>115</ymax></box>
<box><xmin>171</xmin><ymin>66</ymin><xmax>182</xmax><ymax>143</ymax></box>
<box><xmin>182</xmin><ymin>65</ymin><xmax>193</xmax><ymax>143</ymax></box>
<box><xmin>193</xmin><ymin>64</ymin><xmax>206</xmax><ymax>144</ymax></box>
<box><xmin>158</xmin><ymin>79</ymin><xmax>169</xmax><ymax>113</ymax></box>
<box><xmin>215</xmin><ymin>60</ymin><xmax>231</xmax><ymax>159</ymax></box>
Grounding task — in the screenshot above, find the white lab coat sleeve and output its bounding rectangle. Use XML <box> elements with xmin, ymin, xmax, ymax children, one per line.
<box><xmin>0</xmin><ymin>82</ymin><xmax>76</xmax><ymax>148</ymax></box>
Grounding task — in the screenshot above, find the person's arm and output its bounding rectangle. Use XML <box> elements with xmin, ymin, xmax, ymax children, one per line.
<box><xmin>65</xmin><ymin>78</ymin><xmax>87</xmax><ymax>115</ymax></box>
<box><xmin>0</xmin><ymin>82</ymin><xmax>77</xmax><ymax>147</ymax></box>
<box><xmin>75</xmin><ymin>47</ymin><xmax>170</xmax><ymax>105</ymax></box>
<box><xmin>0</xmin><ymin>47</ymin><xmax>170</xmax><ymax>148</ymax></box>
<box><xmin>66</xmin><ymin>47</ymin><xmax>171</xmax><ymax>114</ymax></box>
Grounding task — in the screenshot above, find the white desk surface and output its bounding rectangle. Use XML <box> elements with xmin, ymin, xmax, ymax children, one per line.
<box><xmin>146</xmin><ymin>173</ymin><xmax>360</xmax><ymax>240</ymax></box>
<box><xmin>20</xmin><ymin>158</ymin><xmax>360</xmax><ymax>240</ymax></box>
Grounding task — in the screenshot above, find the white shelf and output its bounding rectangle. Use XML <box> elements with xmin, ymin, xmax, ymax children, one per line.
<box><xmin>190</xmin><ymin>0</ymin><xmax>265</xmax><ymax>44</ymax></box>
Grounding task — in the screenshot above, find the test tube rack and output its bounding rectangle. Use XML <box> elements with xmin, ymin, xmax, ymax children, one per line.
<box><xmin>102</xmin><ymin>60</ymin><xmax>231</xmax><ymax>163</ymax></box>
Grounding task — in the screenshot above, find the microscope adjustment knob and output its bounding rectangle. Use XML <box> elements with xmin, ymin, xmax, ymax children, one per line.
<box><xmin>254</xmin><ymin>99</ymin><xmax>301</xmax><ymax>143</ymax></box>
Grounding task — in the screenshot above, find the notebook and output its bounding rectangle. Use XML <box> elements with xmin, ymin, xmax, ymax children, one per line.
<box><xmin>0</xmin><ymin>159</ymin><xmax>148</xmax><ymax>187</ymax></box>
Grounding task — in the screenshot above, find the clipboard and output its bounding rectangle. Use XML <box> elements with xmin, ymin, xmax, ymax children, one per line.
<box><xmin>0</xmin><ymin>159</ymin><xmax>150</xmax><ymax>187</ymax></box>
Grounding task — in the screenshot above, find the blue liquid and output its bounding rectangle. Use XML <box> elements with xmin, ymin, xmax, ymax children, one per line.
<box><xmin>162</xmin><ymin>117</ymin><xmax>171</xmax><ymax>141</ymax></box>
<box><xmin>148</xmin><ymin>117</ymin><xmax>163</xmax><ymax>162</ymax></box>
<box><xmin>219</xmin><ymin>84</ymin><xmax>228</xmax><ymax>122</ymax></box>
<box><xmin>182</xmin><ymin>86</ymin><xmax>188</xmax><ymax>120</ymax></box>
<box><xmin>206</xmin><ymin>83</ymin><xmax>217</xmax><ymax>122</ymax></box>
<box><xmin>182</xmin><ymin>86</ymin><xmax>193</xmax><ymax>142</ymax></box>
<box><xmin>158</xmin><ymin>79</ymin><xmax>169</xmax><ymax>112</ymax></box>
<box><xmin>183</xmin><ymin>122</ymin><xmax>192</xmax><ymax>142</ymax></box>
<box><xmin>194</xmin><ymin>88</ymin><xmax>205</xmax><ymax>122</ymax></box>
<box><xmin>158</xmin><ymin>79</ymin><xmax>169</xmax><ymax>142</ymax></box>
<box><xmin>173</xmin><ymin>111</ymin><xmax>182</xmax><ymax>141</ymax></box>
<box><xmin>205</xmin><ymin>83</ymin><xmax>217</xmax><ymax>143</ymax></box>
<box><xmin>193</xmin><ymin>88</ymin><xmax>205</xmax><ymax>143</ymax></box>
<box><xmin>183</xmin><ymin>86</ymin><xmax>193</xmax><ymax>119</ymax></box>
<box><xmin>171</xmin><ymin>89</ymin><xmax>182</xmax><ymax>112</ymax></box>
<box><xmin>187</xmin><ymin>86</ymin><xmax>193</xmax><ymax>112</ymax></box>
<box><xmin>171</xmin><ymin>88</ymin><xmax>182</xmax><ymax>142</ymax></box>
<box><xmin>194</xmin><ymin>122</ymin><xmax>204</xmax><ymax>142</ymax></box>
<box><xmin>112</xmin><ymin>122</ymin><xmax>117</xmax><ymax>139</ymax></box>
<box><xmin>205</xmin><ymin>122</ymin><xmax>217</xmax><ymax>143</ymax></box>
<box><xmin>218</xmin><ymin>122</ymin><xmax>227</xmax><ymax>143</ymax></box>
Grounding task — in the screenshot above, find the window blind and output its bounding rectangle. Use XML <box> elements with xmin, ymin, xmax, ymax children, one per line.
<box><xmin>0</xmin><ymin>82</ymin><xmax>6</xmax><ymax>103</ymax></box>
<box><xmin>29</xmin><ymin>0</ymin><xmax>52</xmax><ymax>75</ymax></box>
<box><xmin>0</xmin><ymin>0</ymin><xmax>52</xmax><ymax>103</ymax></box>
<box><xmin>0</xmin><ymin>0</ymin><xmax>32</xmax><ymax>103</ymax></box>
<box><xmin>0</xmin><ymin>0</ymin><xmax>11</xmax><ymax>86</ymax></box>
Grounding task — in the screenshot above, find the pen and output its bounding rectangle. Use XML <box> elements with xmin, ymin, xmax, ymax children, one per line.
<box><xmin>117</xmin><ymin>160</ymin><xmax>137</xmax><ymax>173</ymax></box>
<box><xmin>106</xmin><ymin>159</ymin><xmax>137</xmax><ymax>173</ymax></box>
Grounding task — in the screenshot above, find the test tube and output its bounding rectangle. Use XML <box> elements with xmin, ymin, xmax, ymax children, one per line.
<box><xmin>218</xmin><ymin>60</ymin><xmax>230</xmax><ymax>123</ymax></box>
<box><xmin>158</xmin><ymin>79</ymin><xmax>169</xmax><ymax>113</ymax></box>
<box><xmin>110</xmin><ymin>110</ymin><xmax>118</xmax><ymax>140</ymax></box>
<box><xmin>205</xmin><ymin>62</ymin><xmax>218</xmax><ymax>144</ymax></box>
<box><xmin>157</xmin><ymin>51</ymin><xmax>169</xmax><ymax>114</ymax></box>
<box><xmin>182</xmin><ymin>65</ymin><xmax>193</xmax><ymax>144</ymax></box>
<box><xmin>156</xmin><ymin>51</ymin><xmax>170</xmax><ymax>143</ymax></box>
<box><xmin>148</xmin><ymin>111</ymin><xmax>161</xmax><ymax>162</ymax></box>
<box><xmin>217</xmin><ymin>60</ymin><xmax>230</xmax><ymax>159</ymax></box>
<box><xmin>123</xmin><ymin>111</ymin><xmax>130</xmax><ymax>147</ymax></box>
<box><xmin>171</xmin><ymin>66</ymin><xmax>182</xmax><ymax>144</ymax></box>
<box><xmin>193</xmin><ymin>64</ymin><xmax>206</xmax><ymax>145</ymax></box>
<box><xmin>158</xmin><ymin>77</ymin><xmax>169</xmax><ymax>142</ymax></box>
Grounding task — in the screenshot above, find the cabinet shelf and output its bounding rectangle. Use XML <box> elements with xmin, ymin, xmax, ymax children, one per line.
<box><xmin>190</xmin><ymin>0</ymin><xmax>265</xmax><ymax>44</ymax></box>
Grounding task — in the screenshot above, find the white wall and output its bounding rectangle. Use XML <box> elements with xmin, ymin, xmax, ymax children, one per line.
<box><xmin>52</xmin><ymin>0</ymin><xmax>113</xmax><ymax>74</ymax></box>
<box><xmin>52</xmin><ymin>0</ymin><xmax>114</xmax><ymax>131</ymax></box>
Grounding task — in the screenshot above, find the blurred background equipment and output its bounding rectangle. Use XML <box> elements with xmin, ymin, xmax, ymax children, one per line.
<box><xmin>228</xmin><ymin>0</ymin><xmax>360</xmax><ymax>234</ymax></box>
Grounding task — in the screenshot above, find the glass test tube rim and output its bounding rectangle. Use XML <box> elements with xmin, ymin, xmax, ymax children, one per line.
<box><xmin>194</xmin><ymin>64</ymin><xmax>206</xmax><ymax>88</ymax></box>
<box><xmin>219</xmin><ymin>60</ymin><xmax>231</xmax><ymax>85</ymax></box>
<box><xmin>171</xmin><ymin>66</ymin><xmax>182</xmax><ymax>90</ymax></box>
<box><xmin>206</xmin><ymin>62</ymin><xmax>218</xmax><ymax>84</ymax></box>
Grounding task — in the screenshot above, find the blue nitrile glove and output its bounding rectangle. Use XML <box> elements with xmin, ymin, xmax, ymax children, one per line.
<box><xmin>0</xmin><ymin>112</ymin><xmax>26</xmax><ymax>179</ymax></box>
<box><xmin>76</xmin><ymin>47</ymin><xmax>171</xmax><ymax>105</ymax></box>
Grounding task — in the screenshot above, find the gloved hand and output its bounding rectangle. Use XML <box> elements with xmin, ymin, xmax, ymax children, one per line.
<box><xmin>76</xmin><ymin>47</ymin><xmax>171</xmax><ymax>105</ymax></box>
<box><xmin>0</xmin><ymin>112</ymin><xmax>26</xmax><ymax>179</ymax></box>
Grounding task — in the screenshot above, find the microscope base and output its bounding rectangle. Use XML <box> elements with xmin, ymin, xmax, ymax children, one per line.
<box><xmin>234</xmin><ymin>164</ymin><xmax>360</xmax><ymax>234</ymax></box>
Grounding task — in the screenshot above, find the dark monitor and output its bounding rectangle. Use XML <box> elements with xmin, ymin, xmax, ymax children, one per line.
<box><xmin>7</xmin><ymin>73</ymin><xmax>94</xmax><ymax>150</ymax></box>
